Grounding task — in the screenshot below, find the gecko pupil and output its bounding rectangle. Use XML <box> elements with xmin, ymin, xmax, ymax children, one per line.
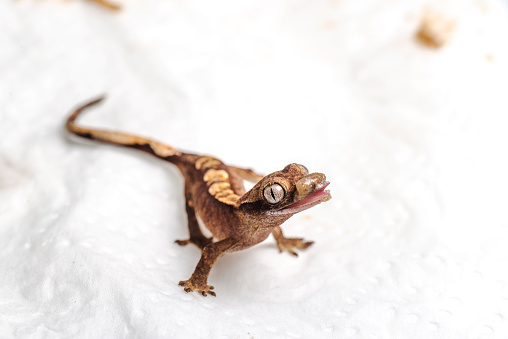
<box><xmin>270</xmin><ymin>188</ymin><xmax>276</xmax><ymax>200</ymax></box>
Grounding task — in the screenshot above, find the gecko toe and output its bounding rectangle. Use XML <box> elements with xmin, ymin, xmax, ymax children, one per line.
<box><xmin>277</xmin><ymin>237</ymin><xmax>314</xmax><ymax>256</ymax></box>
<box><xmin>179</xmin><ymin>279</ymin><xmax>216</xmax><ymax>297</ymax></box>
<box><xmin>175</xmin><ymin>240</ymin><xmax>190</xmax><ymax>246</ymax></box>
<box><xmin>300</xmin><ymin>241</ymin><xmax>314</xmax><ymax>249</ymax></box>
<box><xmin>175</xmin><ymin>237</ymin><xmax>213</xmax><ymax>249</ymax></box>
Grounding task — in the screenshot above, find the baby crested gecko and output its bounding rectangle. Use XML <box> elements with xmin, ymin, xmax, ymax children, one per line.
<box><xmin>66</xmin><ymin>97</ymin><xmax>331</xmax><ymax>296</ymax></box>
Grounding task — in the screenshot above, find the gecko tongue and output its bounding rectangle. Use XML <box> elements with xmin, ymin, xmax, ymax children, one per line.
<box><xmin>279</xmin><ymin>182</ymin><xmax>331</xmax><ymax>215</ymax></box>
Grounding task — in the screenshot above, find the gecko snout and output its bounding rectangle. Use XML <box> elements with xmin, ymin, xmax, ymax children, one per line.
<box><xmin>295</xmin><ymin>173</ymin><xmax>327</xmax><ymax>200</ymax></box>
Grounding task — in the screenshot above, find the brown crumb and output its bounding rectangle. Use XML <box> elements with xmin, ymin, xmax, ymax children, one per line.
<box><xmin>88</xmin><ymin>0</ymin><xmax>121</xmax><ymax>10</ymax></box>
<box><xmin>485</xmin><ymin>54</ymin><xmax>494</xmax><ymax>62</ymax></box>
<box><xmin>416</xmin><ymin>11</ymin><xmax>455</xmax><ymax>48</ymax></box>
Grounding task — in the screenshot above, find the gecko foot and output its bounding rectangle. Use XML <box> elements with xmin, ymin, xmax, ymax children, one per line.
<box><xmin>276</xmin><ymin>238</ymin><xmax>314</xmax><ymax>257</ymax></box>
<box><xmin>179</xmin><ymin>280</ymin><xmax>216</xmax><ymax>297</ymax></box>
<box><xmin>175</xmin><ymin>236</ymin><xmax>213</xmax><ymax>250</ymax></box>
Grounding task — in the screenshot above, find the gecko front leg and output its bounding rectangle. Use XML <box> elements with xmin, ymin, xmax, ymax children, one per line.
<box><xmin>272</xmin><ymin>226</ymin><xmax>314</xmax><ymax>257</ymax></box>
<box><xmin>179</xmin><ymin>238</ymin><xmax>237</xmax><ymax>296</ymax></box>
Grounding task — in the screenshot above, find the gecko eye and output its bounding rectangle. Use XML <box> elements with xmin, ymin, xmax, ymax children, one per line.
<box><xmin>263</xmin><ymin>184</ymin><xmax>285</xmax><ymax>204</ymax></box>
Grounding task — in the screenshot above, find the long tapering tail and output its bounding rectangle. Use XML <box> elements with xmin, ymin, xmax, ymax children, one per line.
<box><xmin>66</xmin><ymin>96</ymin><xmax>182</xmax><ymax>160</ymax></box>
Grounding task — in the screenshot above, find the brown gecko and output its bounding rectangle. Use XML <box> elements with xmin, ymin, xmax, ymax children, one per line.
<box><xmin>66</xmin><ymin>97</ymin><xmax>331</xmax><ymax>296</ymax></box>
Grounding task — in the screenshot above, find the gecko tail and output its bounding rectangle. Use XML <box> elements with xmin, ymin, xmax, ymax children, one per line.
<box><xmin>65</xmin><ymin>96</ymin><xmax>182</xmax><ymax>160</ymax></box>
<box><xmin>66</xmin><ymin>95</ymin><xmax>106</xmax><ymax>128</ymax></box>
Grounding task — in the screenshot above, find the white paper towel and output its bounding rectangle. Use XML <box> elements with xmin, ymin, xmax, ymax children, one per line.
<box><xmin>1</xmin><ymin>0</ymin><xmax>508</xmax><ymax>337</ymax></box>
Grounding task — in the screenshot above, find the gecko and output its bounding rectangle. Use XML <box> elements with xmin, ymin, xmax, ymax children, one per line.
<box><xmin>65</xmin><ymin>97</ymin><xmax>331</xmax><ymax>296</ymax></box>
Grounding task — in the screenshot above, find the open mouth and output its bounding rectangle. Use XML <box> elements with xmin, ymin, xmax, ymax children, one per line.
<box><xmin>272</xmin><ymin>182</ymin><xmax>331</xmax><ymax>215</ymax></box>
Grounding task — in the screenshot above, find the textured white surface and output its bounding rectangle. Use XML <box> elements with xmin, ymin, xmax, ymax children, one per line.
<box><xmin>1</xmin><ymin>0</ymin><xmax>508</xmax><ymax>338</ymax></box>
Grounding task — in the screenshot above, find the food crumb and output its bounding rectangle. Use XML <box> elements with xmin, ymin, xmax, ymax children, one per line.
<box><xmin>416</xmin><ymin>11</ymin><xmax>455</xmax><ymax>48</ymax></box>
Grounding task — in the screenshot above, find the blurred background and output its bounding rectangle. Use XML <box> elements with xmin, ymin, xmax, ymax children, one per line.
<box><xmin>1</xmin><ymin>0</ymin><xmax>508</xmax><ymax>337</ymax></box>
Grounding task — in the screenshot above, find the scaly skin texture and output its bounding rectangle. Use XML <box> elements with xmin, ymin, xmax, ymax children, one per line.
<box><xmin>66</xmin><ymin>97</ymin><xmax>332</xmax><ymax>296</ymax></box>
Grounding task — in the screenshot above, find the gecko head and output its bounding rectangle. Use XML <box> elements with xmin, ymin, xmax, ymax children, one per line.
<box><xmin>237</xmin><ymin>163</ymin><xmax>331</xmax><ymax>217</ymax></box>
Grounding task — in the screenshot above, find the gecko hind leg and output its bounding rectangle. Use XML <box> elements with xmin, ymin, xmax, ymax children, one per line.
<box><xmin>175</xmin><ymin>200</ymin><xmax>213</xmax><ymax>250</ymax></box>
<box><xmin>272</xmin><ymin>226</ymin><xmax>314</xmax><ymax>257</ymax></box>
<box><xmin>229</xmin><ymin>166</ymin><xmax>264</xmax><ymax>184</ymax></box>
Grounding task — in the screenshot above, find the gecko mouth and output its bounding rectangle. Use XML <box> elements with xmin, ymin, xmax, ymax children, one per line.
<box><xmin>271</xmin><ymin>181</ymin><xmax>331</xmax><ymax>215</ymax></box>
